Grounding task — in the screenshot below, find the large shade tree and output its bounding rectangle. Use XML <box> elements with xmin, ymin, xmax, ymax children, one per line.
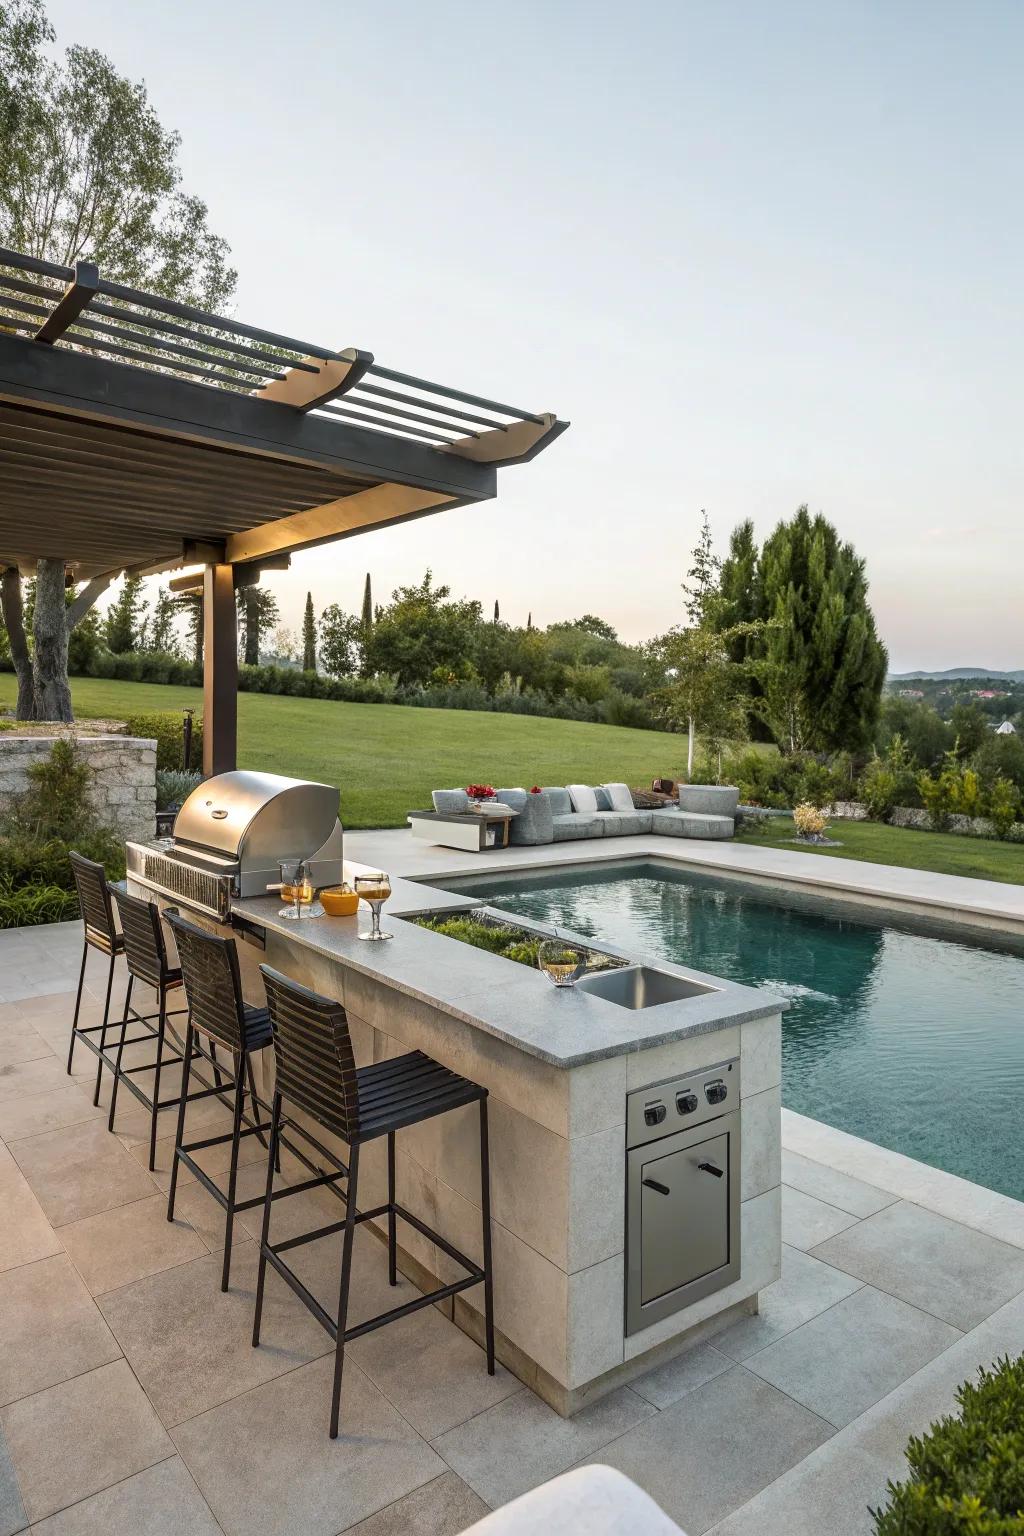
<box><xmin>0</xmin><ymin>0</ymin><xmax>235</xmax><ymax>719</ymax></box>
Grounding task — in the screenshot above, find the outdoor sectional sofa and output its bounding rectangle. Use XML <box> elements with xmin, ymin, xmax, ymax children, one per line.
<box><xmin>431</xmin><ymin>783</ymin><xmax>737</xmax><ymax>845</ymax></box>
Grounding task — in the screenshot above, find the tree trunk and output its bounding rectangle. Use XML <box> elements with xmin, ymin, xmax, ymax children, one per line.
<box><xmin>1</xmin><ymin>566</ymin><xmax>35</xmax><ymax>720</ymax></box>
<box><xmin>687</xmin><ymin>716</ymin><xmax>695</xmax><ymax>778</ymax></box>
<box><xmin>244</xmin><ymin>596</ymin><xmax>258</xmax><ymax>665</ymax></box>
<box><xmin>32</xmin><ymin>559</ymin><xmax>72</xmax><ymax>722</ymax></box>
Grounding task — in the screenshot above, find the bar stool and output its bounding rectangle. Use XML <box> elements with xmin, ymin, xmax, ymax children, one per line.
<box><xmin>163</xmin><ymin>909</ymin><xmax>276</xmax><ymax>1292</ymax></box>
<box><xmin>253</xmin><ymin>965</ymin><xmax>495</xmax><ymax>1439</ymax></box>
<box><xmin>67</xmin><ymin>852</ymin><xmax>125</xmax><ymax>1105</ymax></box>
<box><xmin>105</xmin><ymin>886</ymin><xmax>191</xmax><ymax>1170</ymax></box>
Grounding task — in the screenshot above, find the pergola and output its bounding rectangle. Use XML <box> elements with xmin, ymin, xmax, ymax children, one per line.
<box><xmin>0</xmin><ymin>246</ymin><xmax>566</xmax><ymax>774</ymax></box>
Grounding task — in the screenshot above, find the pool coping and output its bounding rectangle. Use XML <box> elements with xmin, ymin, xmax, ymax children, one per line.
<box><xmin>783</xmin><ymin>1109</ymin><xmax>1024</xmax><ymax>1250</ymax></box>
<box><xmin>345</xmin><ymin>828</ymin><xmax>1024</xmax><ymax>936</ymax></box>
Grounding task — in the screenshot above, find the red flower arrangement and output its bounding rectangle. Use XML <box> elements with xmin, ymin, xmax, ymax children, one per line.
<box><xmin>465</xmin><ymin>784</ymin><xmax>496</xmax><ymax>801</ymax></box>
<box><xmin>530</xmin><ymin>785</ymin><xmax>542</xmax><ymax>794</ymax></box>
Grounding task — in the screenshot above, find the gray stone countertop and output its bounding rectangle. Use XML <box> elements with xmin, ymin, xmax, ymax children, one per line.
<box><xmin>233</xmin><ymin>874</ymin><xmax>786</xmax><ymax>1069</ymax></box>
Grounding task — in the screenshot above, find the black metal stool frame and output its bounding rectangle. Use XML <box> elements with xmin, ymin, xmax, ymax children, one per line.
<box><xmin>163</xmin><ymin>909</ymin><xmax>296</xmax><ymax>1293</ymax></box>
<box><xmin>103</xmin><ymin>884</ymin><xmax>204</xmax><ymax>1170</ymax></box>
<box><xmin>252</xmin><ymin>965</ymin><xmax>495</xmax><ymax>1440</ymax></box>
<box><xmin>67</xmin><ymin>852</ymin><xmax>127</xmax><ymax>1105</ymax></box>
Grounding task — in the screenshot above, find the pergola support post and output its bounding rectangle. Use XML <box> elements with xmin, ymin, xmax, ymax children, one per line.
<box><xmin>203</xmin><ymin>564</ymin><xmax>237</xmax><ymax>777</ymax></box>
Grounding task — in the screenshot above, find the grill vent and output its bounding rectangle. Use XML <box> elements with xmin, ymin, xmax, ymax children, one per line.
<box><xmin>142</xmin><ymin>852</ymin><xmax>231</xmax><ymax>920</ymax></box>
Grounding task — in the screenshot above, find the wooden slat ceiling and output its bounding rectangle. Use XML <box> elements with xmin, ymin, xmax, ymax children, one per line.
<box><xmin>0</xmin><ymin>402</ymin><xmax>375</xmax><ymax>575</ymax></box>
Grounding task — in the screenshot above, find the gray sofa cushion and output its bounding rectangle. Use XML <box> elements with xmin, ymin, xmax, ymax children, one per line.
<box><xmin>552</xmin><ymin>813</ymin><xmax>605</xmax><ymax>841</ymax></box>
<box><xmin>594</xmin><ymin>809</ymin><xmax>653</xmax><ymax>836</ymax></box>
<box><xmin>593</xmin><ymin>786</ymin><xmax>612</xmax><ymax>811</ymax></box>
<box><xmin>543</xmin><ymin>786</ymin><xmax>573</xmax><ymax>817</ymax></box>
<box><xmin>678</xmin><ymin>784</ymin><xmax>739</xmax><ymax>818</ymax></box>
<box><xmin>651</xmin><ymin>808</ymin><xmax>734</xmax><ymax>839</ymax></box>
<box><xmin>432</xmin><ymin>788</ymin><xmax>470</xmax><ymax>814</ymax></box>
<box><xmin>505</xmin><ymin>791</ymin><xmax>553</xmax><ymax>845</ymax></box>
<box><xmin>496</xmin><ymin>788</ymin><xmax>528</xmax><ymax>813</ymax></box>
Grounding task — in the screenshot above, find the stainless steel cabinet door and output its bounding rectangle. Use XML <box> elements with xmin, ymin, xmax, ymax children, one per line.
<box><xmin>640</xmin><ymin>1132</ymin><xmax>730</xmax><ymax>1305</ymax></box>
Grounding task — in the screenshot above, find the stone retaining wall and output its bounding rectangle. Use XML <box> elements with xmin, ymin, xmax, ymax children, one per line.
<box><xmin>828</xmin><ymin>798</ymin><xmax>1023</xmax><ymax>840</ymax></box>
<box><xmin>0</xmin><ymin>733</ymin><xmax>157</xmax><ymax>842</ymax></box>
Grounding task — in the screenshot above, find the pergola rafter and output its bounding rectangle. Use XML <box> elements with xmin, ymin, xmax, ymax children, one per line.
<box><xmin>0</xmin><ymin>245</ymin><xmax>567</xmax><ymax>772</ymax></box>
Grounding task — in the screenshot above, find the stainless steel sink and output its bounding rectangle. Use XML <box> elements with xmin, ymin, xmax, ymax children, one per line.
<box><xmin>575</xmin><ymin>964</ymin><xmax>715</xmax><ymax>1010</ymax></box>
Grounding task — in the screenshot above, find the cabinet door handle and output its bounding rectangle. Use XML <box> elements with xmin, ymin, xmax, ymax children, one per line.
<box><xmin>642</xmin><ymin>1177</ymin><xmax>670</xmax><ymax>1196</ymax></box>
<box><xmin>698</xmin><ymin>1161</ymin><xmax>724</xmax><ymax>1178</ymax></box>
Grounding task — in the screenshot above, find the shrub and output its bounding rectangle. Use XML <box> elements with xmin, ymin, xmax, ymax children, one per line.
<box><xmin>792</xmin><ymin>802</ymin><xmax>829</xmax><ymax>839</ymax></box>
<box><xmin>795</xmin><ymin>759</ymin><xmax>843</xmax><ymax>809</ymax></box>
<box><xmin>0</xmin><ymin>737</ymin><xmax>125</xmax><ymax>927</ymax></box>
<box><xmin>156</xmin><ymin>768</ymin><xmax>203</xmax><ymax>811</ymax></box>
<box><xmin>602</xmin><ymin>689</ymin><xmax>655</xmax><ymax>730</ymax></box>
<box><xmin>859</xmin><ymin>756</ymin><xmax>899</xmax><ymax>822</ymax></box>
<box><xmin>956</xmin><ymin>767</ymin><xmax>983</xmax><ymax>819</ymax></box>
<box><xmin>872</xmin><ymin>1353</ymin><xmax>1024</xmax><ymax>1534</ymax></box>
<box><xmin>122</xmin><ymin>711</ymin><xmax>204</xmax><ymax>772</ymax></box>
<box><xmin>987</xmin><ymin>777</ymin><xmax>1020</xmax><ymax>840</ymax></box>
<box><xmin>919</xmin><ymin>765</ymin><xmax>960</xmax><ymax>832</ymax></box>
<box><xmin>0</xmin><ymin>877</ymin><xmax>78</xmax><ymax>929</ymax></box>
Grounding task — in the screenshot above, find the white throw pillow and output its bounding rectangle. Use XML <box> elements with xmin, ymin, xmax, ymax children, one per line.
<box><xmin>567</xmin><ymin>783</ymin><xmax>598</xmax><ymax>814</ymax></box>
<box><xmin>603</xmin><ymin>782</ymin><xmax>634</xmax><ymax>812</ymax></box>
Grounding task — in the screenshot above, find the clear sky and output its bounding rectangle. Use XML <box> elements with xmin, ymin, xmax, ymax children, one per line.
<box><xmin>45</xmin><ymin>0</ymin><xmax>1024</xmax><ymax>671</ymax></box>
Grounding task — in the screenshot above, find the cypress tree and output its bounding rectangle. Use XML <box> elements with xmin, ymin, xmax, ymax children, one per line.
<box><xmin>752</xmin><ymin>507</ymin><xmax>887</xmax><ymax>752</ymax></box>
<box><xmin>493</xmin><ymin>599</ymin><xmax>500</xmax><ymax>623</ymax></box>
<box><xmin>302</xmin><ymin>592</ymin><xmax>317</xmax><ymax>672</ymax></box>
<box><xmin>361</xmin><ymin>573</ymin><xmax>373</xmax><ymax>631</ymax></box>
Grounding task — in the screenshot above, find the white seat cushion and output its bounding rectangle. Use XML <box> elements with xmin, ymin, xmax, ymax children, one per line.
<box><xmin>462</xmin><ymin>1466</ymin><xmax>685</xmax><ymax>1534</ymax></box>
<box><xmin>602</xmin><ymin>781</ymin><xmax>634</xmax><ymax>812</ymax></box>
<box><xmin>566</xmin><ymin>783</ymin><xmax>599</xmax><ymax>814</ymax></box>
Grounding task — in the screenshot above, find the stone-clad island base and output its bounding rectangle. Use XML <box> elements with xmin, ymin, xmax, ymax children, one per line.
<box><xmin>134</xmin><ymin>871</ymin><xmax>784</xmax><ymax>1416</ymax></box>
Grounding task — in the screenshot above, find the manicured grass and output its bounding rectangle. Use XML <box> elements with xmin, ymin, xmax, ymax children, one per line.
<box><xmin>0</xmin><ymin>675</ymin><xmax>689</xmax><ymax>829</ymax></box>
<box><xmin>737</xmin><ymin>814</ymin><xmax>1024</xmax><ymax>886</ymax></box>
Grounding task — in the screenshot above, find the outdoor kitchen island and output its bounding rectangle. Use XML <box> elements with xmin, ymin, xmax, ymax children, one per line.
<box><xmin>222</xmin><ymin>872</ymin><xmax>786</xmax><ymax>1417</ymax></box>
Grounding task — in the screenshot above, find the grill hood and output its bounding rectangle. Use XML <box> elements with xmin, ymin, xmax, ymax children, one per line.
<box><xmin>126</xmin><ymin>769</ymin><xmax>344</xmax><ymax>920</ymax></box>
<box><xmin>174</xmin><ymin>770</ymin><xmax>340</xmax><ymax>863</ymax></box>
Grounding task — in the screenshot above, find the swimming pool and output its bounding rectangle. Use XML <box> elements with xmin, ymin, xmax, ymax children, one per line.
<box><xmin>439</xmin><ymin>860</ymin><xmax>1024</xmax><ymax>1201</ymax></box>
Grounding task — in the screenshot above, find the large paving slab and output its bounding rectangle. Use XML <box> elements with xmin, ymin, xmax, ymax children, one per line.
<box><xmin>0</xmin><ymin>1253</ymin><xmax>120</xmax><ymax>1407</ymax></box>
<box><xmin>170</xmin><ymin>1356</ymin><xmax>444</xmax><ymax>1536</ymax></box>
<box><xmin>744</xmin><ymin>1285</ymin><xmax>961</xmax><ymax>1428</ymax></box>
<box><xmin>0</xmin><ymin>1360</ymin><xmax>172</xmax><ymax>1525</ymax></box>
<box><xmin>812</xmin><ymin>1200</ymin><xmax>1024</xmax><ymax>1331</ymax></box>
<box><xmin>577</xmin><ymin>1366</ymin><xmax>832</xmax><ymax>1535</ymax></box>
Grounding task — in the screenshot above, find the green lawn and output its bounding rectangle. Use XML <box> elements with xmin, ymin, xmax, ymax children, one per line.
<box><xmin>737</xmin><ymin>815</ymin><xmax>1024</xmax><ymax>886</ymax></box>
<box><xmin>0</xmin><ymin>675</ymin><xmax>689</xmax><ymax>829</ymax></box>
<box><xmin>5</xmin><ymin>676</ymin><xmax>1021</xmax><ymax>885</ymax></box>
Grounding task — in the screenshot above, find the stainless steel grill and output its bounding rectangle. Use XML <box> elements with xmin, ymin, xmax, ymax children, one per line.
<box><xmin>126</xmin><ymin>770</ymin><xmax>344</xmax><ymax>921</ymax></box>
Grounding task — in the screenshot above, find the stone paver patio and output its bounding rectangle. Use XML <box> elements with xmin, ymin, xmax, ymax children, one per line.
<box><xmin>2</xmin><ymin>915</ymin><xmax>1023</xmax><ymax>1536</ymax></box>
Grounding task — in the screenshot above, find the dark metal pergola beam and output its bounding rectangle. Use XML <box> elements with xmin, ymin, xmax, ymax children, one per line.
<box><xmin>33</xmin><ymin>261</ymin><xmax>100</xmax><ymax>345</ymax></box>
<box><xmin>0</xmin><ymin>242</ymin><xmax>566</xmax><ymax>768</ymax></box>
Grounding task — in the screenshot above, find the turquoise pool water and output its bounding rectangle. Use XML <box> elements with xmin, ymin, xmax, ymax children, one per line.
<box><xmin>441</xmin><ymin>861</ymin><xmax>1024</xmax><ymax>1201</ymax></box>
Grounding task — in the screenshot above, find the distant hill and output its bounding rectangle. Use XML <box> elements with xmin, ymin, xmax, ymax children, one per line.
<box><xmin>889</xmin><ymin>668</ymin><xmax>1024</xmax><ymax>683</ymax></box>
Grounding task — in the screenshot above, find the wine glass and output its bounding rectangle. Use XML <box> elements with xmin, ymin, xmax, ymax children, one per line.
<box><xmin>277</xmin><ymin>858</ymin><xmax>323</xmax><ymax>919</ymax></box>
<box><xmin>278</xmin><ymin>858</ymin><xmax>303</xmax><ymax>920</ymax></box>
<box><xmin>537</xmin><ymin>937</ymin><xmax>585</xmax><ymax>987</ymax></box>
<box><xmin>355</xmin><ymin>872</ymin><xmax>393</xmax><ymax>941</ymax></box>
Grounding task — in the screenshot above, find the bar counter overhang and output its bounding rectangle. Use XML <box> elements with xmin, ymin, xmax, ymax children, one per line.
<box><xmin>129</xmin><ymin>863</ymin><xmax>785</xmax><ymax>1416</ymax></box>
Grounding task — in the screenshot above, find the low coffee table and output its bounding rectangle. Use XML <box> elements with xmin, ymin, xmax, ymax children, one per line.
<box><xmin>407</xmin><ymin>809</ymin><xmax>516</xmax><ymax>851</ymax></box>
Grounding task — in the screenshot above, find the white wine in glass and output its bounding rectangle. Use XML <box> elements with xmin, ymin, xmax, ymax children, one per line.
<box><xmin>538</xmin><ymin>939</ymin><xmax>583</xmax><ymax>987</ymax></box>
<box><xmin>355</xmin><ymin>873</ymin><xmax>393</xmax><ymax>941</ymax></box>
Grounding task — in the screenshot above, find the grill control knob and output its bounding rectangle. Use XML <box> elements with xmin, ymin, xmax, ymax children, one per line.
<box><xmin>643</xmin><ymin>1102</ymin><xmax>667</xmax><ymax>1127</ymax></box>
<box><xmin>705</xmin><ymin>1080</ymin><xmax>728</xmax><ymax>1106</ymax></box>
<box><xmin>675</xmin><ymin>1091</ymin><xmax>699</xmax><ymax>1115</ymax></box>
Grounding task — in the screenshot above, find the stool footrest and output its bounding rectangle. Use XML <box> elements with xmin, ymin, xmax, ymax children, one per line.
<box><xmin>259</xmin><ymin>1198</ymin><xmax>485</xmax><ymax>1347</ymax></box>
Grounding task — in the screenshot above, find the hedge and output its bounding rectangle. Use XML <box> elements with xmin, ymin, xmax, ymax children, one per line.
<box><xmin>122</xmin><ymin>711</ymin><xmax>204</xmax><ymax>772</ymax></box>
<box><xmin>873</xmin><ymin>1353</ymin><xmax>1024</xmax><ymax>1533</ymax></box>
